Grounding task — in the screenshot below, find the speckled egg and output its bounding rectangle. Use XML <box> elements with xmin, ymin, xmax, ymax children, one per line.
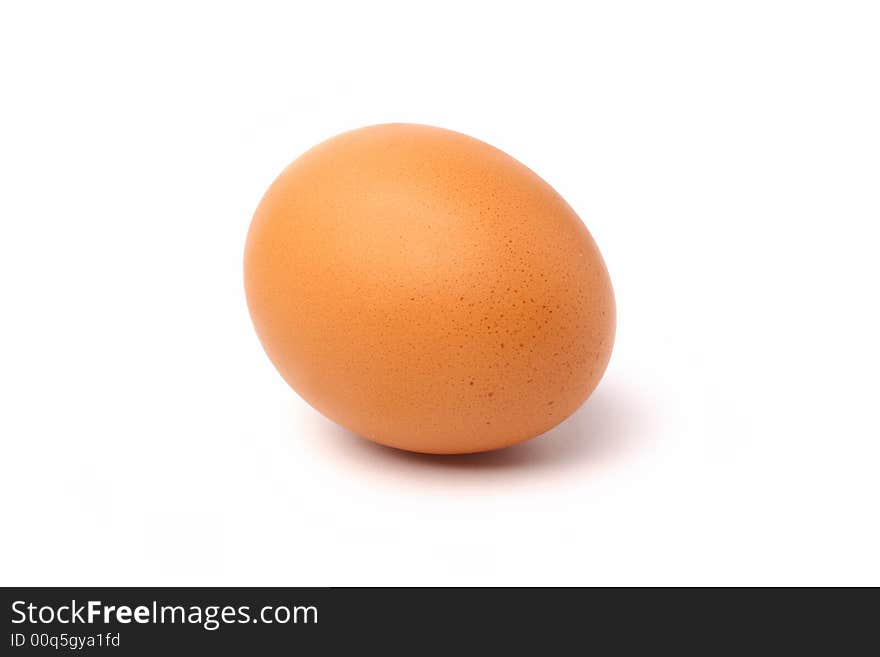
<box><xmin>244</xmin><ymin>123</ymin><xmax>615</xmax><ymax>454</ymax></box>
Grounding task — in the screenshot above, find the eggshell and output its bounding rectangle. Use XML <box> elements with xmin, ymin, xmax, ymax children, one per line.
<box><xmin>244</xmin><ymin>124</ymin><xmax>615</xmax><ymax>454</ymax></box>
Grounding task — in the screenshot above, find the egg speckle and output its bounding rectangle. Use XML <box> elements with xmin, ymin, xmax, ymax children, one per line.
<box><xmin>244</xmin><ymin>123</ymin><xmax>615</xmax><ymax>454</ymax></box>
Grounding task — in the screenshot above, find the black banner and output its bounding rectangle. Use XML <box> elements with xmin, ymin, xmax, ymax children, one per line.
<box><xmin>1</xmin><ymin>587</ymin><xmax>874</xmax><ymax>653</ymax></box>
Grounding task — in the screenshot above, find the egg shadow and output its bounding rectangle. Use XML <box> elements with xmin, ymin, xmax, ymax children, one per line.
<box><xmin>306</xmin><ymin>378</ymin><xmax>656</xmax><ymax>484</ymax></box>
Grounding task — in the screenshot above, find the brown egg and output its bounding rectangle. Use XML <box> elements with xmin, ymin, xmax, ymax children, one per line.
<box><xmin>244</xmin><ymin>124</ymin><xmax>615</xmax><ymax>454</ymax></box>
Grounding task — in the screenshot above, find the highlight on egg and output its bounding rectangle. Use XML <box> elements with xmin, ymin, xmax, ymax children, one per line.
<box><xmin>244</xmin><ymin>123</ymin><xmax>615</xmax><ymax>454</ymax></box>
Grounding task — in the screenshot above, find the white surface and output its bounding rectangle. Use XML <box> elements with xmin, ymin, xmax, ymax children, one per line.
<box><xmin>1</xmin><ymin>1</ymin><xmax>879</xmax><ymax>586</ymax></box>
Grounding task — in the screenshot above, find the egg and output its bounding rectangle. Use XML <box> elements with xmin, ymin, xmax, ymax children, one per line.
<box><xmin>244</xmin><ymin>124</ymin><xmax>615</xmax><ymax>454</ymax></box>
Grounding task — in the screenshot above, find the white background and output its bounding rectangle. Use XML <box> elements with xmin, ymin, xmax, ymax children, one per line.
<box><xmin>1</xmin><ymin>1</ymin><xmax>878</xmax><ymax>586</ymax></box>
